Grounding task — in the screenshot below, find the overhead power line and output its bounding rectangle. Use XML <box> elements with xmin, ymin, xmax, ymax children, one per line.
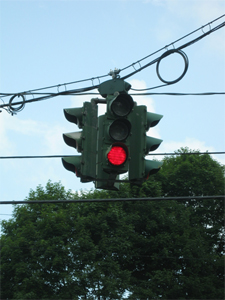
<box><xmin>0</xmin><ymin>91</ymin><xmax>224</xmax><ymax>116</ymax></box>
<box><xmin>0</xmin><ymin>14</ymin><xmax>224</xmax><ymax>115</ymax></box>
<box><xmin>130</xmin><ymin>92</ymin><xmax>225</xmax><ymax>96</ymax></box>
<box><xmin>0</xmin><ymin>151</ymin><xmax>224</xmax><ymax>160</ymax></box>
<box><xmin>1</xmin><ymin>14</ymin><xmax>224</xmax><ymax>100</ymax></box>
<box><xmin>148</xmin><ymin>151</ymin><xmax>225</xmax><ymax>156</ymax></box>
<box><xmin>120</xmin><ymin>14</ymin><xmax>225</xmax><ymax>74</ymax></box>
<box><xmin>0</xmin><ymin>195</ymin><xmax>224</xmax><ymax>205</ymax></box>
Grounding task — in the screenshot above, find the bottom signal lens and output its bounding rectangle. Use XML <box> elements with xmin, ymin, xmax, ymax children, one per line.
<box><xmin>107</xmin><ymin>145</ymin><xmax>127</xmax><ymax>166</ymax></box>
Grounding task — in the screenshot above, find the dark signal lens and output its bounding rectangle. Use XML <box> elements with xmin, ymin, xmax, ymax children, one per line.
<box><xmin>111</xmin><ymin>94</ymin><xmax>134</xmax><ymax>117</ymax></box>
<box><xmin>107</xmin><ymin>145</ymin><xmax>127</xmax><ymax>166</ymax></box>
<box><xmin>109</xmin><ymin>119</ymin><xmax>131</xmax><ymax>141</ymax></box>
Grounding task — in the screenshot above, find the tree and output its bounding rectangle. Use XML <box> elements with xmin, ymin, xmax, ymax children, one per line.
<box><xmin>1</xmin><ymin>149</ymin><xmax>224</xmax><ymax>299</ymax></box>
<box><xmin>0</xmin><ymin>182</ymin><xmax>132</xmax><ymax>299</ymax></box>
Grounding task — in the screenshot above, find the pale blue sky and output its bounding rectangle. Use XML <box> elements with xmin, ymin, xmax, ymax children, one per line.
<box><xmin>0</xmin><ymin>0</ymin><xmax>225</xmax><ymax>224</ymax></box>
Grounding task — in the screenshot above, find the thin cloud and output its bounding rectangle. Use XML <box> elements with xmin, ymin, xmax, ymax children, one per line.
<box><xmin>160</xmin><ymin>137</ymin><xmax>225</xmax><ymax>165</ymax></box>
<box><xmin>151</xmin><ymin>0</ymin><xmax>225</xmax><ymax>52</ymax></box>
<box><xmin>1</xmin><ymin>111</ymin><xmax>67</xmax><ymax>156</ymax></box>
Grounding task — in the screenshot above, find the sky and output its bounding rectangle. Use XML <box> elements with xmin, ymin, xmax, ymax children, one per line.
<box><xmin>0</xmin><ymin>0</ymin><xmax>225</xmax><ymax>226</ymax></box>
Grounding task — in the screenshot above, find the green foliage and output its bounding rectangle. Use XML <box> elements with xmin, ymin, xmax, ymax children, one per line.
<box><xmin>157</xmin><ymin>147</ymin><xmax>224</xmax><ymax>197</ymax></box>
<box><xmin>1</xmin><ymin>149</ymin><xmax>224</xmax><ymax>299</ymax></box>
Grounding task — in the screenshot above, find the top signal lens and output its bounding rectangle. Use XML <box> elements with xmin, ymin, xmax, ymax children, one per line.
<box><xmin>111</xmin><ymin>94</ymin><xmax>134</xmax><ymax>117</ymax></box>
<box><xmin>107</xmin><ymin>145</ymin><xmax>127</xmax><ymax>166</ymax></box>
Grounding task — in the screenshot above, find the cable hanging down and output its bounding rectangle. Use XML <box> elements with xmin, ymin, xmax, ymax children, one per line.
<box><xmin>0</xmin><ymin>14</ymin><xmax>224</xmax><ymax>115</ymax></box>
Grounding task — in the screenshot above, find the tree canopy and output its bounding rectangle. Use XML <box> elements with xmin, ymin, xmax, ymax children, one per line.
<box><xmin>1</xmin><ymin>148</ymin><xmax>224</xmax><ymax>299</ymax></box>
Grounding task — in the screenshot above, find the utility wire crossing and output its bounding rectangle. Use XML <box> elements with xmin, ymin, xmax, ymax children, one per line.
<box><xmin>0</xmin><ymin>151</ymin><xmax>224</xmax><ymax>160</ymax></box>
<box><xmin>0</xmin><ymin>195</ymin><xmax>224</xmax><ymax>205</ymax></box>
<box><xmin>0</xmin><ymin>14</ymin><xmax>224</xmax><ymax>115</ymax></box>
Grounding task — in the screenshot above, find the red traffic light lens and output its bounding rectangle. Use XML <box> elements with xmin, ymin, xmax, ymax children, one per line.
<box><xmin>107</xmin><ymin>145</ymin><xmax>127</xmax><ymax>166</ymax></box>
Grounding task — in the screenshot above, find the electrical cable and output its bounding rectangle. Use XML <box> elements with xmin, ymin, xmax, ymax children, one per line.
<box><xmin>0</xmin><ymin>15</ymin><xmax>224</xmax><ymax>114</ymax></box>
<box><xmin>121</xmin><ymin>21</ymin><xmax>225</xmax><ymax>83</ymax></box>
<box><xmin>130</xmin><ymin>92</ymin><xmax>225</xmax><ymax>95</ymax></box>
<box><xmin>2</xmin><ymin>85</ymin><xmax>99</xmax><ymax>115</ymax></box>
<box><xmin>119</xmin><ymin>14</ymin><xmax>225</xmax><ymax>73</ymax></box>
<box><xmin>8</xmin><ymin>94</ymin><xmax>26</xmax><ymax>113</ymax></box>
<box><xmin>0</xmin><ymin>14</ymin><xmax>225</xmax><ymax>96</ymax></box>
<box><xmin>120</xmin><ymin>21</ymin><xmax>224</xmax><ymax>83</ymax></box>
<box><xmin>0</xmin><ymin>195</ymin><xmax>224</xmax><ymax>205</ymax></box>
<box><xmin>1</xmin><ymin>91</ymin><xmax>224</xmax><ymax>115</ymax></box>
<box><xmin>0</xmin><ymin>151</ymin><xmax>224</xmax><ymax>160</ymax></box>
<box><xmin>0</xmin><ymin>75</ymin><xmax>107</xmax><ymax>98</ymax></box>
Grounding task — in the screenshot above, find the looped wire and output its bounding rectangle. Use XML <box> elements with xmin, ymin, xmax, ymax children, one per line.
<box><xmin>156</xmin><ymin>49</ymin><xmax>189</xmax><ymax>85</ymax></box>
<box><xmin>8</xmin><ymin>94</ymin><xmax>26</xmax><ymax>115</ymax></box>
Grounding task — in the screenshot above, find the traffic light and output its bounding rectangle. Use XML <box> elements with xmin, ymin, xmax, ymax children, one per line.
<box><xmin>62</xmin><ymin>100</ymin><xmax>98</xmax><ymax>183</ymax></box>
<box><xmin>61</xmin><ymin>79</ymin><xmax>163</xmax><ymax>189</ymax></box>
<box><xmin>95</xmin><ymin>79</ymin><xmax>133</xmax><ymax>190</ymax></box>
<box><xmin>128</xmin><ymin>105</ymin><xmax>163</xmax><ymax>184</ymax></box>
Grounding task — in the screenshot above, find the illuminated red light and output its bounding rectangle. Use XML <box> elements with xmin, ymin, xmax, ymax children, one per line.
<box><xmin>107</xmin><ymin>145</ymin><xmax>127</xmax><ymax>166</ymax></box>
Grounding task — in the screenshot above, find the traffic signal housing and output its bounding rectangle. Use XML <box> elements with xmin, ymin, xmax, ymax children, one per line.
<box><xmin>128</xmin><ymin>105</ymin><xmax>163</xmax><ymax>184</ymax></box>
<box><xmin>62</xmin><ymin>100</ymin><xmax>98</xmax><ymax>183</ymax></box>
<box><xmin>95</xmin><ymin>79</ymin><xmax>133</xmax><ymax>190</ymax></box>
<box><xmin>61</xmin><ymin>79</ymin><xmax>163</xmax><ymax>189</ymax></box>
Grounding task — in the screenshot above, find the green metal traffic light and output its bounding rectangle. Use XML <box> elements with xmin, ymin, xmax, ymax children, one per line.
<box><xmin>128</xmin><ymin>105</ymin><xmax>163</xmax><ymax>184</ymax></box>
<box><xmin>95</xmin><ymin>79</ymin><xmax>133</xmax><ymax>190</ymax></box>
<box><xmin>62</xmin><ymin>101</ymin><xmax>98</xmax><ymax>183</ymax></box>
<box><xmin>61</xmin><ymin>78</ymin><xmax>163</xmax><ymax>189</ymax></box>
